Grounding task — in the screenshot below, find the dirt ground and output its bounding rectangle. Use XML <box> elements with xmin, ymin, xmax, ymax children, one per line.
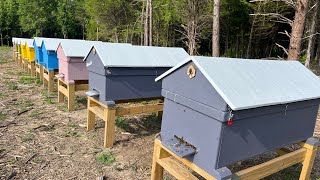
<box><xmin>0</xmin><ymin>46</ymin><xmax>320</xmax><ymax>180</ymax></box>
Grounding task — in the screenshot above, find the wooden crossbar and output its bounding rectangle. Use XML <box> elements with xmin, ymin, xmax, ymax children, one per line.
<box><xmin>151</xmin><ymin>138</ymin><xmax>318</xmax><ymax>180</ymax></box>
<box><xmin>43</xmin><ymin>68</ymin><xmax>58</xmax><ymax>93</ymax></box>
<box><xmin>87</xmin><ymin>96</ymin><xmax>164</xmax><ymax>148</ymax></box>
<box><xmin>57</xmin><ymin>78</ymin><xmax>88</xmax><ymax>112</ymax></box>
<box><xmin>27</xmin><ymin>61</ymin><xmax>35</xmax><ymax>77</ymax></box>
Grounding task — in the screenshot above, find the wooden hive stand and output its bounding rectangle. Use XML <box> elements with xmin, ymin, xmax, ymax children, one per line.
<box><xmin>17</xmin><ymin>54</ymin><xmax>22</xmax><ymax>67</ymax></box>
<box><xmin>21</xmin><ymin>57</ymin><xmax>26</xmax><ymax>70</ymax></box>
<box><xmin>35</xmin><ymin>62</ymin><xmax>44</xmax><ymax>81</ymax></box>
<box><xmin>57</xmin><ymin>78</ymin><xmax>89</xmax><ymax>111</ymax></box>
<box><xmin>87</xmin><ymin>96</ymin><xmax>164</xmax><ymax>148</ymax></box>
<box><xmin>151</xmin><ymin>138</ymin><xmax>319</xmax><ymax>180</ymax></box>
<box><xmin>14</xmin><ymin>52</ymin><xmax>19</xmax><ymax>65</ymax></box>
<box><xmin>27</xmin><ymin>61</ymin><xmax>35</xmax><ymax>77</ymax></box>
<box><xmin>43</xmin><ymin>68</ymin><xmax>59</xmax><ymax>93</ymax></box>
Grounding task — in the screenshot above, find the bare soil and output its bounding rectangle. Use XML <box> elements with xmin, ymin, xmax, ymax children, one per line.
<box><xmin>0</xmin><ymin>47</ymin><xmax>320</xmax><ymax>180</ymax></box>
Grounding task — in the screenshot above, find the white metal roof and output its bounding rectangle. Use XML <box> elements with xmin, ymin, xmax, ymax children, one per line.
<box><xmin>156</xmin><ymin>56</ymin><xmax>320</xmax><ymax>111</ymax></box>
<box><xmin>19</xmin><ymin>38</ymin><xmax>30</xmax><ymax>45</ymax></box>
<box><xmin>41</xmin><ymin>38</ymin><xmax>66</xmax><ymax>51</ymax></box>
<box><xmin>86</xmin><ymin>43</ymin><xmax>189</xmax><ymax>67</ymax></box>
<box><xmin>12</xmin><ymin>37</ymin><xmax>17</xmax><ymax>43</ymax></box>
<box><xmin>25</xmin><ymin>39</ymin><xmax>34</xmax><ymax>48</ymax></box>
<box><xmin>33</xmin><ymin>37</ymin><xmax>56</xmax><ymax>47</ymax></box>
<box><xmin>57</xmin><ymin>40</ymin><xmax>102</xmax><ymax>57</ymax></box>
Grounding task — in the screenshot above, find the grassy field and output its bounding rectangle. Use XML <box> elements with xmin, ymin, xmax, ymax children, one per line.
<box><xmin>0</xmin><ymin>46</ymin><xmax>320</xmax><ymax>179</ymax></box>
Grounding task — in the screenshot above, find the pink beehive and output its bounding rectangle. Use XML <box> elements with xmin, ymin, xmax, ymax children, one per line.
<box><xmin>56</xmin><ymin>40</ymin><xmax>100</xmax><ymax>83</ymax></box>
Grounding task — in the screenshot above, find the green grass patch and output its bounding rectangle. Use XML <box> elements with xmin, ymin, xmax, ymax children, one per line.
<box><xmin>58</xmin><ymin>104</ymin><xmax>68</xmax><ymax>112</ymax></box>
<box><xmin>96</xmin><ymin>150</ymin><xmax>116</xmax><ymax>165</ymax></box>
<box><xmin>0</xmin><ymin>93</ymin><xmax>8</xmax><ymax>99</ymax></box>
<box><xmin>28</xmin><ymin>110</ymin><xmax>43</xmax><ymax>118</ymax></box>
<box><xmin>14</xmin><ymin>99</ymin><xmax>34</xmax><ymax>111</ymax></box>
<box><xmin>8</xmin><ymin>84</ymin><xmax>18</xmax><ymax>90</ymax></box>
<box><xmin>0</xmin><ymin>112</ymin><xmax>7</xmax><ymax>121</ymax></box>
<box><xmin>279</xmin><ymin>164</ymin><xmax>301</xmax><ymax>180</ymax></box>
<box><xmin>19</xmin><ymin>76</ymin><xmax>37</xmax><ymax>84</ymax></box>
<box><xmin>22</xmin><ymin>130</ymin><xmax>35</xmax><ymax>142</ymax></box>
<box><xmin>41</xmin><ymin>90</ymin><xmax>56</xmax><ymax>104</ymax></box>
<box><xmin>116</xmin><ymin>117</ymin><xmax>129</xmax><ymax>131</ymax></box>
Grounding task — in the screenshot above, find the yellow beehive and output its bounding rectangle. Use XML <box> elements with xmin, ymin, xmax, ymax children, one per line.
<box><xmin>25</xmin><ymin>40</ymin><xmax>35</xmax><ymax>62</ymax></box>
<box><xmin>20</xmin><ymin>39</ymin><xmax>28</xmax><ymax>59</ymax></box>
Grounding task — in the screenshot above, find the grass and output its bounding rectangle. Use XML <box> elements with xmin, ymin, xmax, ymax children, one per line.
<box><xmin>8</xmin><ymin>84</ymin><xmax>18</xmax><ymax>90</ymax></box>
<box><xmin>0</xmin><ymin>112</ymin><xmax>7</xmax><ymax>121</ymax></box>
<box><xmin>0</xmin><ymin>93</ymin><xmax>8</xmax><ymax>99</ymax></box>
<box><xmin>64</xmin><ymin>122</ymin><xmax>81</xmax><ymax>137</ymax></box>
<box><xmin>96</xmin><ymin>150</ymin><xmax>116</xmax><ymax>165</ymax></box>
<box><xmin>116</xmin><ymin>117</ymin><xmax>129</xmax><ymax>131</ymax></box>
<box><xmin>58</xmin><ymin>104</ymin><xmax>68</xmax><ymax>112</ymax></box>
<box><xmin>279</xmin><ymin>164</ymin><xmax>302</xmax><ymax>180</ymax></box>
<box><xmin>41</xmin><ymin>90</ymin><xmax>56</xmax><ymax>104</ymax></box>
<box><xmin>28</xmin><ymin>110</ymin><xmax>43</xmax><ymax>118</ymax></box>
<box><xmin>19</xmin><ymin>76</ymin><xmax>37</xmax><ymax>85</ymax></box>
<box><xmin>22</xmin><ymin>130</ymin><xmax>35</xmax><ymax>142</ymax></box>
<box><xmin>0</xmin><ymin>47</ymin><xmax>11</xmax><ymax>64</ymax></box>
<box><xmin>14</xmin><ymin>99</ymin><xmax>34</xmax><ymax>111</ymax></box>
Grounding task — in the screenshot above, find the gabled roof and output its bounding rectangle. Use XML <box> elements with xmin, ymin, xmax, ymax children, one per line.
<box><xmin>156</xmin><ymin>56</ymin><xmax>320</xmax><ymax>111</ymax></box>
<box><xmin>41</xmin><ymin>38</ymin><xmax>66</xmax><ymax>51</ymax></box>
<box><xmin>33</xmin><ymin>37</ymin><xmax>59</xmax><ymax>47</ymax></box>
<box><xmin>57</xmin><ymin>40</ymin><xmax>101</xmax><ymax>57</ymax></box>
<box><xmin>12</xmin><ymin>37</ymin><xmax>17</xmax><ymax>43</ymax></box>
<box><xmin>84</xmin><ymin>43</ymin><xmax>189</xmax><ymax>68</ymax></box>
<box><xmin>25</xmin><ymin>39</ymin><xmax>34</xmax><ymax>48</ymax></box>
<box><xmin>19</xmin><ymin>38</ymin><xmax>30</xmax><ymax>46</ymax></box>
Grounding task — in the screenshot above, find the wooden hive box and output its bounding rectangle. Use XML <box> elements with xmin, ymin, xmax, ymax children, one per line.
<box><xmin>56</xmin><ymin>39</ymin><xmax>100</xmax><ymax>83</ymax></box>
<box><xmin>25</xmin><ymin>39</ymin><xmax>35</xmax><ymax>62</ymax></box>
<box><xmin>33</xmin><ymin>37</ymin><xmax>50</xmax><ymax>64</ymax></box>
<box><xmin>155</xmin><ymin>56</ymin><xmax>320</xmax><ymax>179</ymax></box>
<box><xmin>84</xmin><ymin>43</ymin><xmax>189</xmax><ymax>105</ymax></box>
<box><xmin>20</xmin><ymin>39</ymin><xmax>28</xmax><ymax>59</ymax></box>
<box><xmin>41</xmin><ymin>38</ymin><xmax>65</xmax><ymax>71</ymax></box>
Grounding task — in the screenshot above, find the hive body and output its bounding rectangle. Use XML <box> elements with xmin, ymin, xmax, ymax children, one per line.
<box><xmin>86</xmin><ymin>50</ymin><xmax>167</xmax><ymax>104</ymax></box>
<box><xmin>42</xmin><ymin>43</ymin><xmax>59</xmax><ymax>71</ymax></box>
<box><xmin>159</xmin><ymin>61</ymin><xmax>320</xmax><ymax>178</ymax></box>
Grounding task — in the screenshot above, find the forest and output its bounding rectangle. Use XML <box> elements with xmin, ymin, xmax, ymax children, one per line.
<box><xmin>0</xmin><ymin>0</ymin><xmax>319</xmax><ymax>66</ymax></box>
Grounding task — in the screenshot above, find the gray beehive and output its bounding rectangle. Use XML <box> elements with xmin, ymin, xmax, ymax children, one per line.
<box><xmin>155</xmin><ymin>56</ymin><xmax>320</xmax><ymax>179</ymax></box>
<box><xmin>83</xmin><ymin>43</ymin><xmax>189</xmax><ymax>104</ymax></box>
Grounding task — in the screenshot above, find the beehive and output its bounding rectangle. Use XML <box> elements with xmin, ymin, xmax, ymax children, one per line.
<box><xmin>20</xmin><ymin>39</ymin><xmax>28</xmax><ymax>59</ymax></box>
<box><xmin>25</xmin><ymin>39</ymin><xmax>35</xmax><ymax>62</ymax></box>
<box><xmin>155</xmin><ymin>56</ymin><xmax>320</xmax><ymax>179</ymax></box>
<box><xmin>84</xmin><ymin>43</ymin><xmax>189</xmax><ymax>105</ymax></box>
<box><xmin>56</xmin><ymin>39</ymin><xmax>99</xmax><ymax>83</ymax></box>
<box><xmin>41</xmin><ymin>38</ymin><xmax>65</xmax><ymax>71</ymax></box>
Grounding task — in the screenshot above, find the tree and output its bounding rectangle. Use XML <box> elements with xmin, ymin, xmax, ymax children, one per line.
<box><xmin>212</xmin><ymin>0</ymin><xmax>220</xmax><ymax>57</ymax></box>
<box><xmin>287</xmin><ymin>0</ymin><xmax>309</xmax><ymax>60</ymax></box>
<box><xmin>305</xmin><ymin>0</ymin><xmax>318</xmax><ymax>67</ymax></box>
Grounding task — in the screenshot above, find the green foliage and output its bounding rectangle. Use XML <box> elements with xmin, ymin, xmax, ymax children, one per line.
<box><xmin>115</xmin><ymin>117</ymin><xmax>129</xmax><ymax>131</ymax></box>
<box><xmin>96</xmin><ymin>150</ymin><xmax>116</xmax><ymax>165</ymax></box>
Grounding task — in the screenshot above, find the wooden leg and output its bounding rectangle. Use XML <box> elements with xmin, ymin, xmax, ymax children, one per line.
<box><xmin>87</xmin><ymin>98</ymin><xmax>96</xmax><ymax>131</ymax></box>
<box><xmin>48</xmin><ymin>71</ymin><xmax>54</xmax><ymax>93</ymax></box>
<box><xmin>104</xmin><ymin>107</ymin><xmax>116</xmax><ymax>148</ymax></box>
<box><xmin>31</xmin><ymin>63</ymin><xmax>35</xmax><ymax>77</ymax></box>
<box><xmin>67</xmin><ymin>83</ymin><xmax>75</xmax><ymax>111</ymax></box>
<box><xmin>157</xmin><ymin>100</ymin><xmax>164</xmax><ymax>120</ymax></box>
<box><xmin>299</xmin><ymin>145</ymin><xmax>318</xmax><ymax>180</ymax></box>
<box><xmin>151</xmin><ymin>140</ymin><xmax>172</xmax><ymax>180</ymax></box>
<box><xmin>58</xmin><ymin>80</ymin><xmax>64</xmax><ymax>103</ymax></box>
<box><xmin>40</xmin><ymin>66</ymin><xmax>44</xmax><ymax>81</ymax></box>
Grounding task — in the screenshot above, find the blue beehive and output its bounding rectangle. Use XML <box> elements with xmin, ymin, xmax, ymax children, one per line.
<box><xmin>33</xmin><ymin>37</ymin><xmax>50</xmax><ymax>64</ymax></box>
<box><xmin>156</xmin><ymin>56</ymin><xmax>320</xmax><ymax>179</ymax></box>
<box><xmin>41</xmin><ymin>38</ymin><xmax>64</xmax><ymax>70</ymax></box>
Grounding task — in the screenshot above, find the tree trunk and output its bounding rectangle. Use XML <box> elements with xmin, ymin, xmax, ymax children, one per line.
<box><xmin>212</xmin><ymin>0</ymin><xmax>220</xmax><ymax>57</ymax></box>
<box><xmin>149</xmin><ymin>0</ymin><xmax>152</xmax><ymax>46</ymax></box>
<box><xmin>287</xmin><ymin>0</ymin><xmax>309</xmax><ymax>60</ymax></box>
<box><xmin>141</xmin><ymin>1</ymin><xmax>145</xmax><ymax>45</ymax></box>
<box><xmin>305</xmin><ymin>0</ymin><xmax>318</xmax><ymax>68</ymax></box>
<box><xmin>144</xmin><ymin>0</ymin><xmax>149</xmax><ymax>46</ymax></box>
<box><xmin>0</xmin><ymin>33</ymin><xmax>3</xmax><ymax>46</ymax></box>
<box><xmin>317</xmin><ymin>38</ymin><xmax>320</xmax><ymax>65</ymax></box>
